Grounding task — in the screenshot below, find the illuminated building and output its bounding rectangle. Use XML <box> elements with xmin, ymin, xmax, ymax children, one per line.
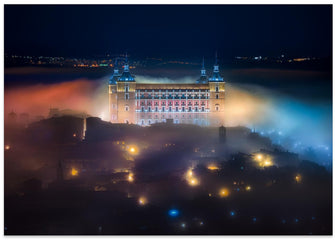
<box><xmin>109</xmin><ymin>54</ymin><xmax>225</xmax><ymax>126</ymax></box>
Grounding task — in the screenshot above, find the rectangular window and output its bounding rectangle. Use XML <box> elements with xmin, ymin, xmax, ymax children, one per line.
<box><xmin>202</xmin><ymin>107</ymin><xmax>205</xmax><ymax>112</ymax></box>
<box><xmin>162</xmin><ymin>107</ymin><xmax>165</xmax><ymax>112</ymax></box>
<box><xmin>216</xmin><ymin>94</ymin><xmax>219</xmax><ymax>99</ymax></box>
<box><xmin>182</xmin><ymin>107</ymin><xmax>185</xmax><ymax>112</ymax></box>
<box><xmin>169</xmin><ymin>107</ymin><xmax>172</xmax><ymax>112</ymax></box>
<box><xmin>125</xmin><ymin>93</ymin><xmax>129</xmax><ymax>100</ymax></box>
<box><xmin>188</xmin><ymin>107</ymin><xmax>192</xmax><ymax>112</ymax></box>
<box><xmin>176</xmin><ymin>107</ymin><xmax>178</xmax><ymax>112</ymax></box>
<box><xmin>155</xmin><ymin>107</ymin><xmax>158</xmax><ymax>112</ymax></box>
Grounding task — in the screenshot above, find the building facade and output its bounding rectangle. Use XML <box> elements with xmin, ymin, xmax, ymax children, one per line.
<box><xmin>109</xmin><ymin>55</ymin><xmax>225</xmax><ymax>126</ymax></box>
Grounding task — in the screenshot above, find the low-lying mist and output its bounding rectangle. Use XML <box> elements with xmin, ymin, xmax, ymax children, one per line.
<box><xmin>5</xmin><ymin>73</ymin><xmax>332</xmax><ymax>153</ymax></box>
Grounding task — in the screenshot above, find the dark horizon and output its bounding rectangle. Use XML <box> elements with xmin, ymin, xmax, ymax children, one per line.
<box><xmin>5</xmin><ymin>5</ymin><xmax>333</xmax><ymax>59</ymax></box>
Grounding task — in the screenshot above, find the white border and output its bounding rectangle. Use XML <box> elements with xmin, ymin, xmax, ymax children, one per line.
<box><xmin>1</xmin><ymin>2</ymin><xmax>334</xmax><ymax>240</ymax></box>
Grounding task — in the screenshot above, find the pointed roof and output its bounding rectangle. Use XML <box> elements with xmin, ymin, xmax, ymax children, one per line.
<box><xmin>209</xmin><ymin>52</ymin><xmax>224</xmax><ymax>82</ymax></box>
<box><xmin>119</xmin><ymin>53</ymin><xmax>135</xmax><ymax>82</ymax></box>
<box><xmin>197</xmin><ymin>57</ymin><xmax>208</xmax><ymax>84</ymax></box>
<box><xmin>109</xmin><ymin>58</ymin><xmax>121</xmax><ymax>85</ymax></box>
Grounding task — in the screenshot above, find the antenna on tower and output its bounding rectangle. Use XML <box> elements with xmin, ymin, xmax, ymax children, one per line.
<box><xmin>215</xmin><ymin>51</ymin><xmax>218</xmax><ymax>65</ymax></box>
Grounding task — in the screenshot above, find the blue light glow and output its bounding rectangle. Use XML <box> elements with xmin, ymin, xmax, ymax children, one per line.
<box><xmin>168</xmin><ymin>209</ymin><xmax>179</xmax><ymax>217</ymax></box>
<box><xmin>230</xmin><ymin>211</ymin><xmax>236</xmax><ymax>216</ymax></box>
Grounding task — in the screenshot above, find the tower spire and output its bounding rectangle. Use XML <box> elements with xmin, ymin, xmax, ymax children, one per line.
<box><xmin>124</xmin><ymin>52</ymin><xmax>129</xmax><ymax>72</ymax></box>
<box><xmin>113</xmin><ymin>58</ymin><xmax>119</xmax><ymax>74</ymax></box>
<box><xmin>201</xmin><ymin>57</ymin><xmax>206</xmax><ymax>77</ymax></box>
<box><xmin>213</xmin><ymin>52</ymin><xmax>219</xmax><ymax>73</ymax></box>
<box><xmin>209</xmin><ymin>52</ymin><xmax>224</xmax><ymax>82</ymax></box>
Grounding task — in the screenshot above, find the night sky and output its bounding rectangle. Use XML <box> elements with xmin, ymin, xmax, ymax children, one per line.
<box><xmin>4</xmin><ymin>5</ymin><xmax>333</xmax><ymax>59</ymax></box>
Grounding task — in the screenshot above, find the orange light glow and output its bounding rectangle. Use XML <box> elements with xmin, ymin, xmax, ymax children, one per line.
<box><xmin>138</xmin><ymin>196</ymin><xmax>147</xmax><ymax>206</ymax></box>
<box><xmin>295</xmin><ymin>174</ymin><xmax>302</xmax><ymax>183</ymax></box>
<box><xmin>127</xmin><ymin>145</ymin><xmax>138</xmax><ymax>155</ymax></box>
<box><xmin>207</xmin><ymin>164</ymin><xmax>219</xmax><ymax>171</ymax></box>
<box><xmin>219</xmin><ymin>188</ymin><xmax>230</xmax><ymax>198</ymax></box>
<box><xmin>128</xmin><ymin>173</ymin><xmax>134</xmax><ymax>182</ymax></box>
<box><xmin>5</xmin><ymin>145</ymin><xmax>10</xmax><ymax>150</ymax></box>
<box><xmin>188</xmin><ymin>177</ymin><xmax>199</xmax><ymax>186</ymax></box>
<box><xmin>71</xmin><ymin>168</ymin><xmax>78</xmax><ymax>176</ymax></box>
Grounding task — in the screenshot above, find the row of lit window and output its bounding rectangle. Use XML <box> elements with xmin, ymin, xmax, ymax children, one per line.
<box><xmin>138</xmin><ymin>101</ymin><xmax>206</xmax><ymax>106</ymax></box>
<box><xmin>138</xmin><ymin>119</ymin><xmax>209</xmax><ymax>125</ymax></box>
<box><xmin>136</xmin><ymin>89</ymin><xmax>209</xmax><ymax>93</ymax></box>
<box><xmin>135</xmin><ymin>106</ymin><xmax>217</xmax><ymax>112</ymax></box>
<box><xmin>139</xmin><ymin>114</ymin><xmax>207</xmax><ymax>119</ymax></box>
<box><xmin>135</xmin><ymin>95</ymin><xmax>209</xmax><ymax>99</ymax></box>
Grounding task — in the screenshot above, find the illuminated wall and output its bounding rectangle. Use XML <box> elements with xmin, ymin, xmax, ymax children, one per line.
<box><xmin>109</xmin><ymin>82</ymin><xmax>225</xmax><ymax>127</ymax></box>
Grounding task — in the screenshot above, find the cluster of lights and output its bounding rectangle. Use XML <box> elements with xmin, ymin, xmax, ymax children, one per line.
<box><xmin>185</xmin><ymin>169</ymin><xmax>199</xmax><ymax>186</ymax></box>
<box><xmin>254</xmin><ymin>154</ymin><xmax>274</xmax><ymax>168</ymax></box>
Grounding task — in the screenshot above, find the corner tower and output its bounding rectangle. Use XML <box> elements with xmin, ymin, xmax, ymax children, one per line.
<box><xmin>109</xmin><ymin>59</ymin><xmax>120</xmax><ymax>122</ymax></box>
<box><xmin>208</xmin><ymin>52</ymin><xmax>225</xmax><ymax>126</ymax></box>
<box><xmin>109</xmin><ymin>54</ymin><xmax>137</xmax><ymax>124</ymax></box>
<box><xmin>196</xmin><ymin>57</ymin><xmax>208</xmax><ymax>84</ymax></box>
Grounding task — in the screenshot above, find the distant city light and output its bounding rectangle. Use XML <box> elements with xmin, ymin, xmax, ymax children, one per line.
<box><xmin>181</xmin><ymin>223</ymin><xmax>186</xmax><ymax>228</ymax></box>
<box><xmin>168</xmin><ymin>209</ymin><xmax>179</xmax><ymax>217</ymax></box>
<box><xmin>73</xmin><ymin>133</ymin><xmax>76</xmax><ymax>137</ymax></box>
<box><xmin>246</xmin><ymin>185</ymin><xmax>252</xmax><ymax>191</ymax></box>
<box><xmin>5</xmin><ymin>145</ymin><xmax>10</xmax><ymax>150</ymax></box>
<box><xmin>256</xmin><ymin>154</ymin><xmax>262</xmax><ymax>161</ymax></box>
<box><xmin>230</xmin><ymin>211</ymin><xmax>236</xmax><ymax>216</ymax></box>
<box><xmin>71</xmin><ymin>168</ymin><xmax>78</xmax><ymax>176</ymax></box>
